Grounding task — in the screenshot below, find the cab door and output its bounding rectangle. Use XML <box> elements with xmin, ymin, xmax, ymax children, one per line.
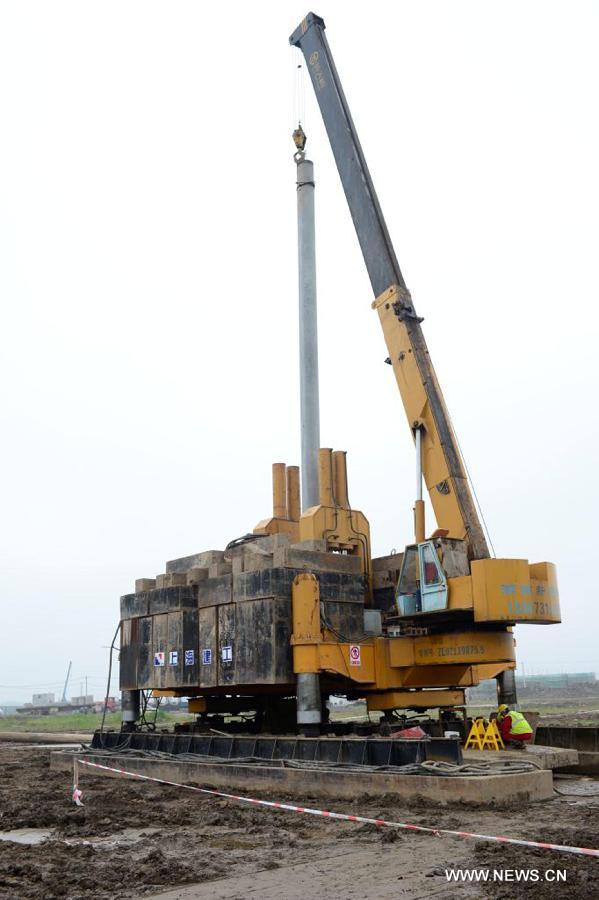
<box><xmin>395</xmin><ymin>545</ymin><xmax>420</xmax><ymax>615</ymax></box>
<box><xmin>418</xmin><ymin>541</ymin><xmax>448</xmax><ymax>611</ymax></box>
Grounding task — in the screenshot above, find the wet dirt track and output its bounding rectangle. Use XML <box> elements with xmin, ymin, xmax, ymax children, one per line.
<box><xmin>1</xmin><ymin>745</ymin><xmax>599</xmax><ymax>899</ymax></box>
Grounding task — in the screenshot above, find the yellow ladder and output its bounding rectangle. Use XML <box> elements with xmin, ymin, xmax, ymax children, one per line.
<box><xmin>464</xmin><ymin>718</ymin><xmax>487</xmax><ymax>750</ymax></box>
<box><xmin>482</xmin><ymin>719</ymin><xmax>505</xmax><ymax>750</ymax></box>
<box><xmin>465</xmin><ymin>718</ymin><xmax>505</xmax><ymax>750</ymax></box>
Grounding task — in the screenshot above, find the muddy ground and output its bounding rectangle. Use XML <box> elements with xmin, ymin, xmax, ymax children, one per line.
<box><xmin>1</xmin><ymin>745</ymin><xmax>599</xmax><ymax>899</ymax></box>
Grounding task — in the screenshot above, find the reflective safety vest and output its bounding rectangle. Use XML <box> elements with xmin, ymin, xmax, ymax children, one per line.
<box><xmin>508</xmin><ymin>710</ymin><xmax>532</xmax><ymax>735</ymax></box>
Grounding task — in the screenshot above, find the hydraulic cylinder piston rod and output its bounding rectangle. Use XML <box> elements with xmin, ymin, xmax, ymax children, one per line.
<box><xmin>414</xmin><ymin>427</ymin><xmax>425</xmax><ymax>543</ymax></box>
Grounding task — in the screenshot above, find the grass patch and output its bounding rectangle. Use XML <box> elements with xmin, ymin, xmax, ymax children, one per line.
<box><xmin>0</xmin><ymin>710</ymin><xmax>194</xmax><ymax>733</ymax></box>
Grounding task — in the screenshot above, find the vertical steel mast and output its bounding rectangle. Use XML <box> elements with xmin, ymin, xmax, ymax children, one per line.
<box><xmin>293</xmin><ymin>124</ymin><xmax>322</xmax><ymax>731</ymax></box>
<box><xmin>294</xmin><ymin>127</ymin><xmax>321</xmax><ymax>513</ymax></box>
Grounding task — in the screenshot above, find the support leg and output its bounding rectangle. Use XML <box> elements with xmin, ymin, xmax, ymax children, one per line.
<box><xmin>121</xmin><ymin>689</ymin><xmax>140</xmax><ymax>730</ymax></box>
<box><xmin>497</xmin><ymin>670</ymin><xmax>518</xmax><ymax>707</ymax></box>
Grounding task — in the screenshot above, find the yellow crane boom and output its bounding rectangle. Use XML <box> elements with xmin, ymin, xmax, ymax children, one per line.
<box><xmin>290</xmin><ymin>13</ymin><xmax>488</xmax><ymax>559</ymax></box>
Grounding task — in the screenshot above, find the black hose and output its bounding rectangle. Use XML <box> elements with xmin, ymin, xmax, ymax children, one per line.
<box><xmin>100</xmin><ymin>622</ymin><xmax>121</xmax><ymax>734</ymax></box>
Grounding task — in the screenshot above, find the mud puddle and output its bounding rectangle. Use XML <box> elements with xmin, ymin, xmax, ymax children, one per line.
<box><xmin>553</xmin><ymin>774</ymin><xmax>599</xmax><ymax>797</ymax></box>
<box><xmin>63</xmin><ymin>826</ymin><xmax>162</xmax><ymax>848</ymax></box>
<box><xmin>0</xmin><ymin>828</ymin><xmax>53</xmax><ymax>845</ymax></box>
<box><xmin>0</xmin><ymin>825</ymin><xmax>160</xmax><ymax>849</ymax></box>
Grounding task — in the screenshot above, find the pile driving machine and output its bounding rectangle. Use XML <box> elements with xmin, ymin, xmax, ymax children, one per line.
<box><xmin>118</xmin><ymin>13</ymin><xmax>560</xmax><ymax>737</ymax></box>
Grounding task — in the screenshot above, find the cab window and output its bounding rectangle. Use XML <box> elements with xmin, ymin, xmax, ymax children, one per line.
<box><xmin>422</xmin><ymin>543</ymin><xmax>442</xmax><ymax>586</ymax></box>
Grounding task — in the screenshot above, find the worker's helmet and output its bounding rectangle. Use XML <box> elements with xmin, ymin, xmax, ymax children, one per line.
<box><xmin>498</xmin><ymin>703</ymin><xmax>509</xmax><ymax>716</ymax></box>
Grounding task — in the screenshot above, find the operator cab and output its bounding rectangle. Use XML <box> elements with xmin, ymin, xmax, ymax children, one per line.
<box><xmin>396</xmin><ymin>540</ymin><xmax>448</xmax><ymax>615</ymax></box>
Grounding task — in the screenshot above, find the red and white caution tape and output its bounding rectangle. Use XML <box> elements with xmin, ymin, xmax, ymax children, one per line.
<box><xmin>75</xmin><ymin>758</ymin><xmax>599</xmax><ymax>859</ymax></box>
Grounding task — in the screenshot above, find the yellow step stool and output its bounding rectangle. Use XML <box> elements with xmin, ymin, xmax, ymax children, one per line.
<box><xmin>482</xmin><ymin>719</ymin><xmax>505</xmax><ymax>751</ymax></box>
<box><xmin>465</xmin><ymin>718</ymin><xmax>505</xmax><ymax>751</ymax></box>
<box><xmin>464</xmin><ymin>718</ymin><xmax>487</xmax><ymax>750</ymax></box>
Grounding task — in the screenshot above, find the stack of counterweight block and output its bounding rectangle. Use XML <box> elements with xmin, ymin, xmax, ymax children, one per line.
<box><xmin>119</xmin><ymin>536</ymin><xmax>368</xmax><ymax>696</ymax></box>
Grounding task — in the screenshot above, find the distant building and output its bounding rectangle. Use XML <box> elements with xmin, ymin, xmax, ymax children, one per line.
<box><xmin>32</xmin><ymin>693</ymin><xmax>55</xmax><ymax>706</ymax></box>
<box><xmin>71</xmin><ymin>695</ymin><xmax>94</xmax><ymax>706</ymax></box>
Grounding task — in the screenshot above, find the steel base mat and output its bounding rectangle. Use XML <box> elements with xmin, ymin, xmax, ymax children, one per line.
<box><xmin>92</xmin><ymin>730</ymin><xmax>462</xmax><ymax>766</ymax></box>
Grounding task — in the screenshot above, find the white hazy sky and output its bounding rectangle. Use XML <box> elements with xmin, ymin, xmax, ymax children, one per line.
<box><xmin>1</xmin><ymin>1</ymin><xmax>597</xmax><ymax>703</ymax></box>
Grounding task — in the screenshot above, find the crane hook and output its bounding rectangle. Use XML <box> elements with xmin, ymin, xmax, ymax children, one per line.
<box><xmin>293</xmin><ymin>124</ymin><xmax>307</xmax><ymax>162</ymax></box>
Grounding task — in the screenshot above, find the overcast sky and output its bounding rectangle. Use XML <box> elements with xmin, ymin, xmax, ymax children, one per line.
<box><xmin>1</xmin><ymin>1</ymin><xmax>597</xmax><ymax>703</ymax></box>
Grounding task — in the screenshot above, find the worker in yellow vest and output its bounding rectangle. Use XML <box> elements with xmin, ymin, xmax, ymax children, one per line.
<box><xmin>497</xmin><ymin>704</ymin><xmax>533</xmax><ymax>749</ymax></box>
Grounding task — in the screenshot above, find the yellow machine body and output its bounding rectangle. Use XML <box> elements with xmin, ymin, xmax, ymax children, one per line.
<box><xmin>290</xmin><ymin>573</ymin><xmax>521</xmax><ymax>710</ymax></box>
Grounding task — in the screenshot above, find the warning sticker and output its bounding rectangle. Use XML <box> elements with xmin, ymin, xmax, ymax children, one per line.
<box><xmin>184</xmin><ymin>649</ymin><xmax>195</xmax><ymax>666</ymax></box>
<box><xmin>221</xmin><ymin>645</ymin><xmax>233</xmax><ymax>663</ymax></box>
<box><xmin>168</xmin><ymin>650</ymin><xmax>178</xmax><ymax>666</ymax></box>
<box><xmin>153</xmin><ymin>651</ymin><xmax>165</xmax><ymax>667</ymax></box>
<box><xmin>202</xmin><ymin>648</ymin><xmax>212</xmax><ymax>665</ymax></box>
<box><xmin>349</xmin><ymin>644</ymin><xmax>361</xmax><ymax>666</ymax></box>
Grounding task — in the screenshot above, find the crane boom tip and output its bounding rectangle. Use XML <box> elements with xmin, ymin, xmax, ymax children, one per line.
<box><xmin>289</xmin><ymin>12</ymin><xmax>326</xmax><ymax>47</ymax></box>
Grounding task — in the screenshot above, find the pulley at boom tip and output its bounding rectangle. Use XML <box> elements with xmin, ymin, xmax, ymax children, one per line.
<box><xmin>289</xmin><ymin>12</ymin><xmax>326</xmax><ymax>47</ymax></box>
